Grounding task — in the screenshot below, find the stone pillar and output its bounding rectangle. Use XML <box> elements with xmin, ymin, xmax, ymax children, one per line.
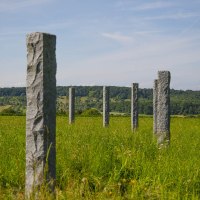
<box><xmin>131</xmin><ymin>83</ymin><xmax>139</xmax><ymax>131</ymax></box>
<box><xmin>26</xmin><ymin>32</ymin><xmax>57</xmax><ymax>197</ymax></box>
<box><xmin>156</xmin><ymin>71</ymin><xmax>171</xmax><ymax>146</ymax></box>
<box><xmin>103</xmin><ymin>86</ymin><xmax>110</xmax><ymax>127</ymax></box>
<box><xmin>153</xmin><ymin>79</ymin><xmax>158</xmax><ymax>134</ymax></box>
<box><xmin>69</xmin><ymin>87</ymin><xmax>75</xmax><ymax>124</ymax></box>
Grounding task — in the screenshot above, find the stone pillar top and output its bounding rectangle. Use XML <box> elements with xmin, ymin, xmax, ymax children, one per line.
<box><xmin>26</xmin><ymin>32</ymin><xmax>56</xmax><ymax>36</ymax></box>
<box><xmin>158</xmin><ymin>71</ymin><xmax>171</xmax><ymax>80</ymax></box>
<box><xmin>26</xmin><ymin>32</ymin><xmax>56</xmax><ymax>48</ymax></box>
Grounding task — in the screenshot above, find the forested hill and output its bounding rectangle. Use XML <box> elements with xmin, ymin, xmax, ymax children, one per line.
<box><xmin>0</xmin><ymin>86</ymin><xmax>200</xmax><ymax>115</ymax></box>
<box><xmin>0</xmin><ymin>86</ymin><xmax>149</xmax><ymax>98</ymax></box>
<box><xmin>1</xmin><ymin>86</ymin><xmax>200</xmax><ymax>99</ymax></box>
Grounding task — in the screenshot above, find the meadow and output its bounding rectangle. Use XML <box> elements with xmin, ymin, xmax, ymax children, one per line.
<box><xmin>0</xmin><ymin>116</ymin><xmax>199</xmax><ymax>199</ymax></box>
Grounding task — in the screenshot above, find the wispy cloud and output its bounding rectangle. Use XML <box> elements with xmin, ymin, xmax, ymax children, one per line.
<box><xmin>145</xmin><ymin>12</ymin><xmax>200</xmax><ymax>20</ymax></box>
<box><xmin>0</xmin><ymin>20</ymin><xmax>73</xmax><ymax>38</ymax></box>
<box><xmin>29</xmin><ymin>20</ymin><xmax>74</xmax><ymax>32</ymax></box>
<box><xmin>116</xmin><ymin>1</ymin><xmax>175</xmax><ymax>11</ymax></box>
<box><xmin>0</xmin><ymin>0</ymin><xmax>52</xmax><ymax>12</ymax></box>
<box><xmin>132</xmin><ymin>1</ymin><xmax>175</xmax><ymax>11</ymax></box>
<box><xmin>101</xmin><ymin>32</ymin><xmax>133</xmax><ymax>44</ymax></box>
<box><xmin>115</xmin><ymin>0</ymin><xmax>134</xmax><ymax>7</ymax></box>
<box><xmin>58</xmin><ymin>33</ymin><xmax>200</xmax><ymax>89</ymax></box>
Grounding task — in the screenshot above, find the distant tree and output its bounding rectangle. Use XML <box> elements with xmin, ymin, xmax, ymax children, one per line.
<box><xmin>81</xmin><ymin>108</ymin><xmax>101</xmax><ymax>117</ymax></box>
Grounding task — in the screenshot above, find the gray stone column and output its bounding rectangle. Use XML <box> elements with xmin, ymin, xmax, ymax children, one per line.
<box><xmin>69</xmin><ymin>87</ymin><xmax>75</xmax><ymax>124</ymax></box>
<box><xmin>153</xmin><ymin>79</ymin><xmax>158</xmax><ymax>134</ymax></box>
<box><xmin>26</xmin><ymin>32</ymin><xmax>57</xmax><ymax>197</ymax></box>
<box><xmin>131</xmin><ymin>83</ymin><xmax>139</xmax><ymax>131</ymax></box>
<box><xmin>156</xmin><ymin>71</ymin><xmax>171</xmax><ymax>145</ymax></box>
<box><xmin>103</xmin><ymin>86</ymin><xmax>110</xmax><ymax>127</ymax></box>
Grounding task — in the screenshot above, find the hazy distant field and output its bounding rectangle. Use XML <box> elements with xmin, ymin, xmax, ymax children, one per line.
<box><xmin>0</xmin><ymin>116</ymin><xmax>199</xmax><ymax>199</ymax></box>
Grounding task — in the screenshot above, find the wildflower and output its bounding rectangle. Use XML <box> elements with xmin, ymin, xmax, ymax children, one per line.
<box><xmin>81</xmin><ymin>177</ymin><xmax>88</xmax><ymax>184</ymax></box>
<box><xmin>130</xmin><ymin>179</ymin><xmax>137</xmax><ymax>186</ymax></box>
<box><xmin>122</xmin><ymin>178</ymin><xmax>127</xmax><ymax>183</ymax></box>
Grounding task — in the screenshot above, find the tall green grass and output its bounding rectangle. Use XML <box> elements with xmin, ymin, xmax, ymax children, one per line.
<box><xmin>0</xmin><ymin>116</ymin><xmax>199</xmax><ymax>199</ymax></box>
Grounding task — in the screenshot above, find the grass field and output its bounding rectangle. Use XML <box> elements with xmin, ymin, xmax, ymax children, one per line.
<box><xmin>0</xmin><ymin>116</ymin><xmax>200</xmax><ymax>199</ymax></box>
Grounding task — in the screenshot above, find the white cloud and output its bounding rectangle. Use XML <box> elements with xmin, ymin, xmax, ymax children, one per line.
<box><xmin>101</xmin><ymin>32</ymin><xmax>133</xmax><ymax>44</ymax></box>
<box><xmin>57</xmin><ymin>33</ymin><xmax>200</xmax><ymax>89</ymax></box>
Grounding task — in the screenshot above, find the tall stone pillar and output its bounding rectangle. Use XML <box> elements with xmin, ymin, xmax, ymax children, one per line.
<box><xmin>156</xmin><ymin>71</ymin><xmax>171</xmax><ymax>145</ymax></box>
<box><xmin>69</xmin><ymin>87</ymin><xmax>75</xmax><ymax>124</ymax></box>
<box><xmin>26</xmin><ymin>32</ymin><xmax>57</xmax><ymax>197</ymax></box>
<box><xmin>131</xmin><ymin>83</ymin><xmax>139</xmax><ymax>131</ymax></box>
<box><xmin>103</xmin><ymin>86</ymin><xmax>110</xmax><ymax>127</ymax></box>
<box><xmin>153</xmin><ymin>79</ymin><xmax>158</xmax><ymax>134</ymax></box>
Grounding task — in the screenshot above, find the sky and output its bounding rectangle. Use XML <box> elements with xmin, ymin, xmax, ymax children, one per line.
<box><xmin>0</xmin><ymin>0</ymin><xmax>200</xmax><ymax>90</ymax></box>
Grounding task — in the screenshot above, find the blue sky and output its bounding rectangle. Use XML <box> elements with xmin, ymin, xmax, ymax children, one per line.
<box><xmin>0</xmin><ymin>0</ymin><xmax>200</xmax><ymax>90</ymax></box>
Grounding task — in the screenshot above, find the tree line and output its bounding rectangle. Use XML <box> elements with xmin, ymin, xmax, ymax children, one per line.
<box><xmin>0</xmin><ymin>86</ymin><xmax>200</xmax><ymax>115</ymax></box>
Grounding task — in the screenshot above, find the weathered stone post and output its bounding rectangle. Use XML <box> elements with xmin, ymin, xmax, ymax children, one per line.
<box><xmin>131</xmin><ymin>83</ymin><xmax>139</xmax><ymax>131</ymax></box>
<box><xmin>153</xmin><ymin>79</ymin><xmax>158</xmax><ymax>134</ymax></box>
<box><xmin>26</xmin><ymin>32</ymin><xmax>57</xmax><ymax>197</ymax></box>
<box><xmin>156</xmin><ymin>71</ymin><xmax>171</xmax><ymax>146</ymax></box>
<box><xmin>69</xmin><ymin>87</ymin><xmax>75</xmax><ymax>124</ymax></box>
<box><xmin>103</xmin><ymin>86</ymin><xmax>110</xmax><ymax>127</ymax></box>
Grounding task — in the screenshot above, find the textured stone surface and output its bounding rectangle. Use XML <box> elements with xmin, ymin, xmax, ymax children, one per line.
<box><xmin>153</xmin><ymin>79</ymin><xmax>158</xmax><ymax>134</ymax></box>
<box><xmin>157</xmin><ymin>71</ymin><xmax>171</xmax><ymax>145</ymax></box>
<box><xmin>103</xmin><ymin>86</ymin><xmax>110</xmax><ymax>127</ymax></box>
<box><xmin>131</xmin><ymin>83</ymin><xmax>139</xmax><ymax>131</ymax></box>
<box><xmin>26</xmin><ymin>32</ymin><xmax>57</xmax><ymax>197</ymax></box>
<box><xmin>69</xmin><ymin>87</ymin><xmax>75</xmax><ymax>124</ymax></box>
